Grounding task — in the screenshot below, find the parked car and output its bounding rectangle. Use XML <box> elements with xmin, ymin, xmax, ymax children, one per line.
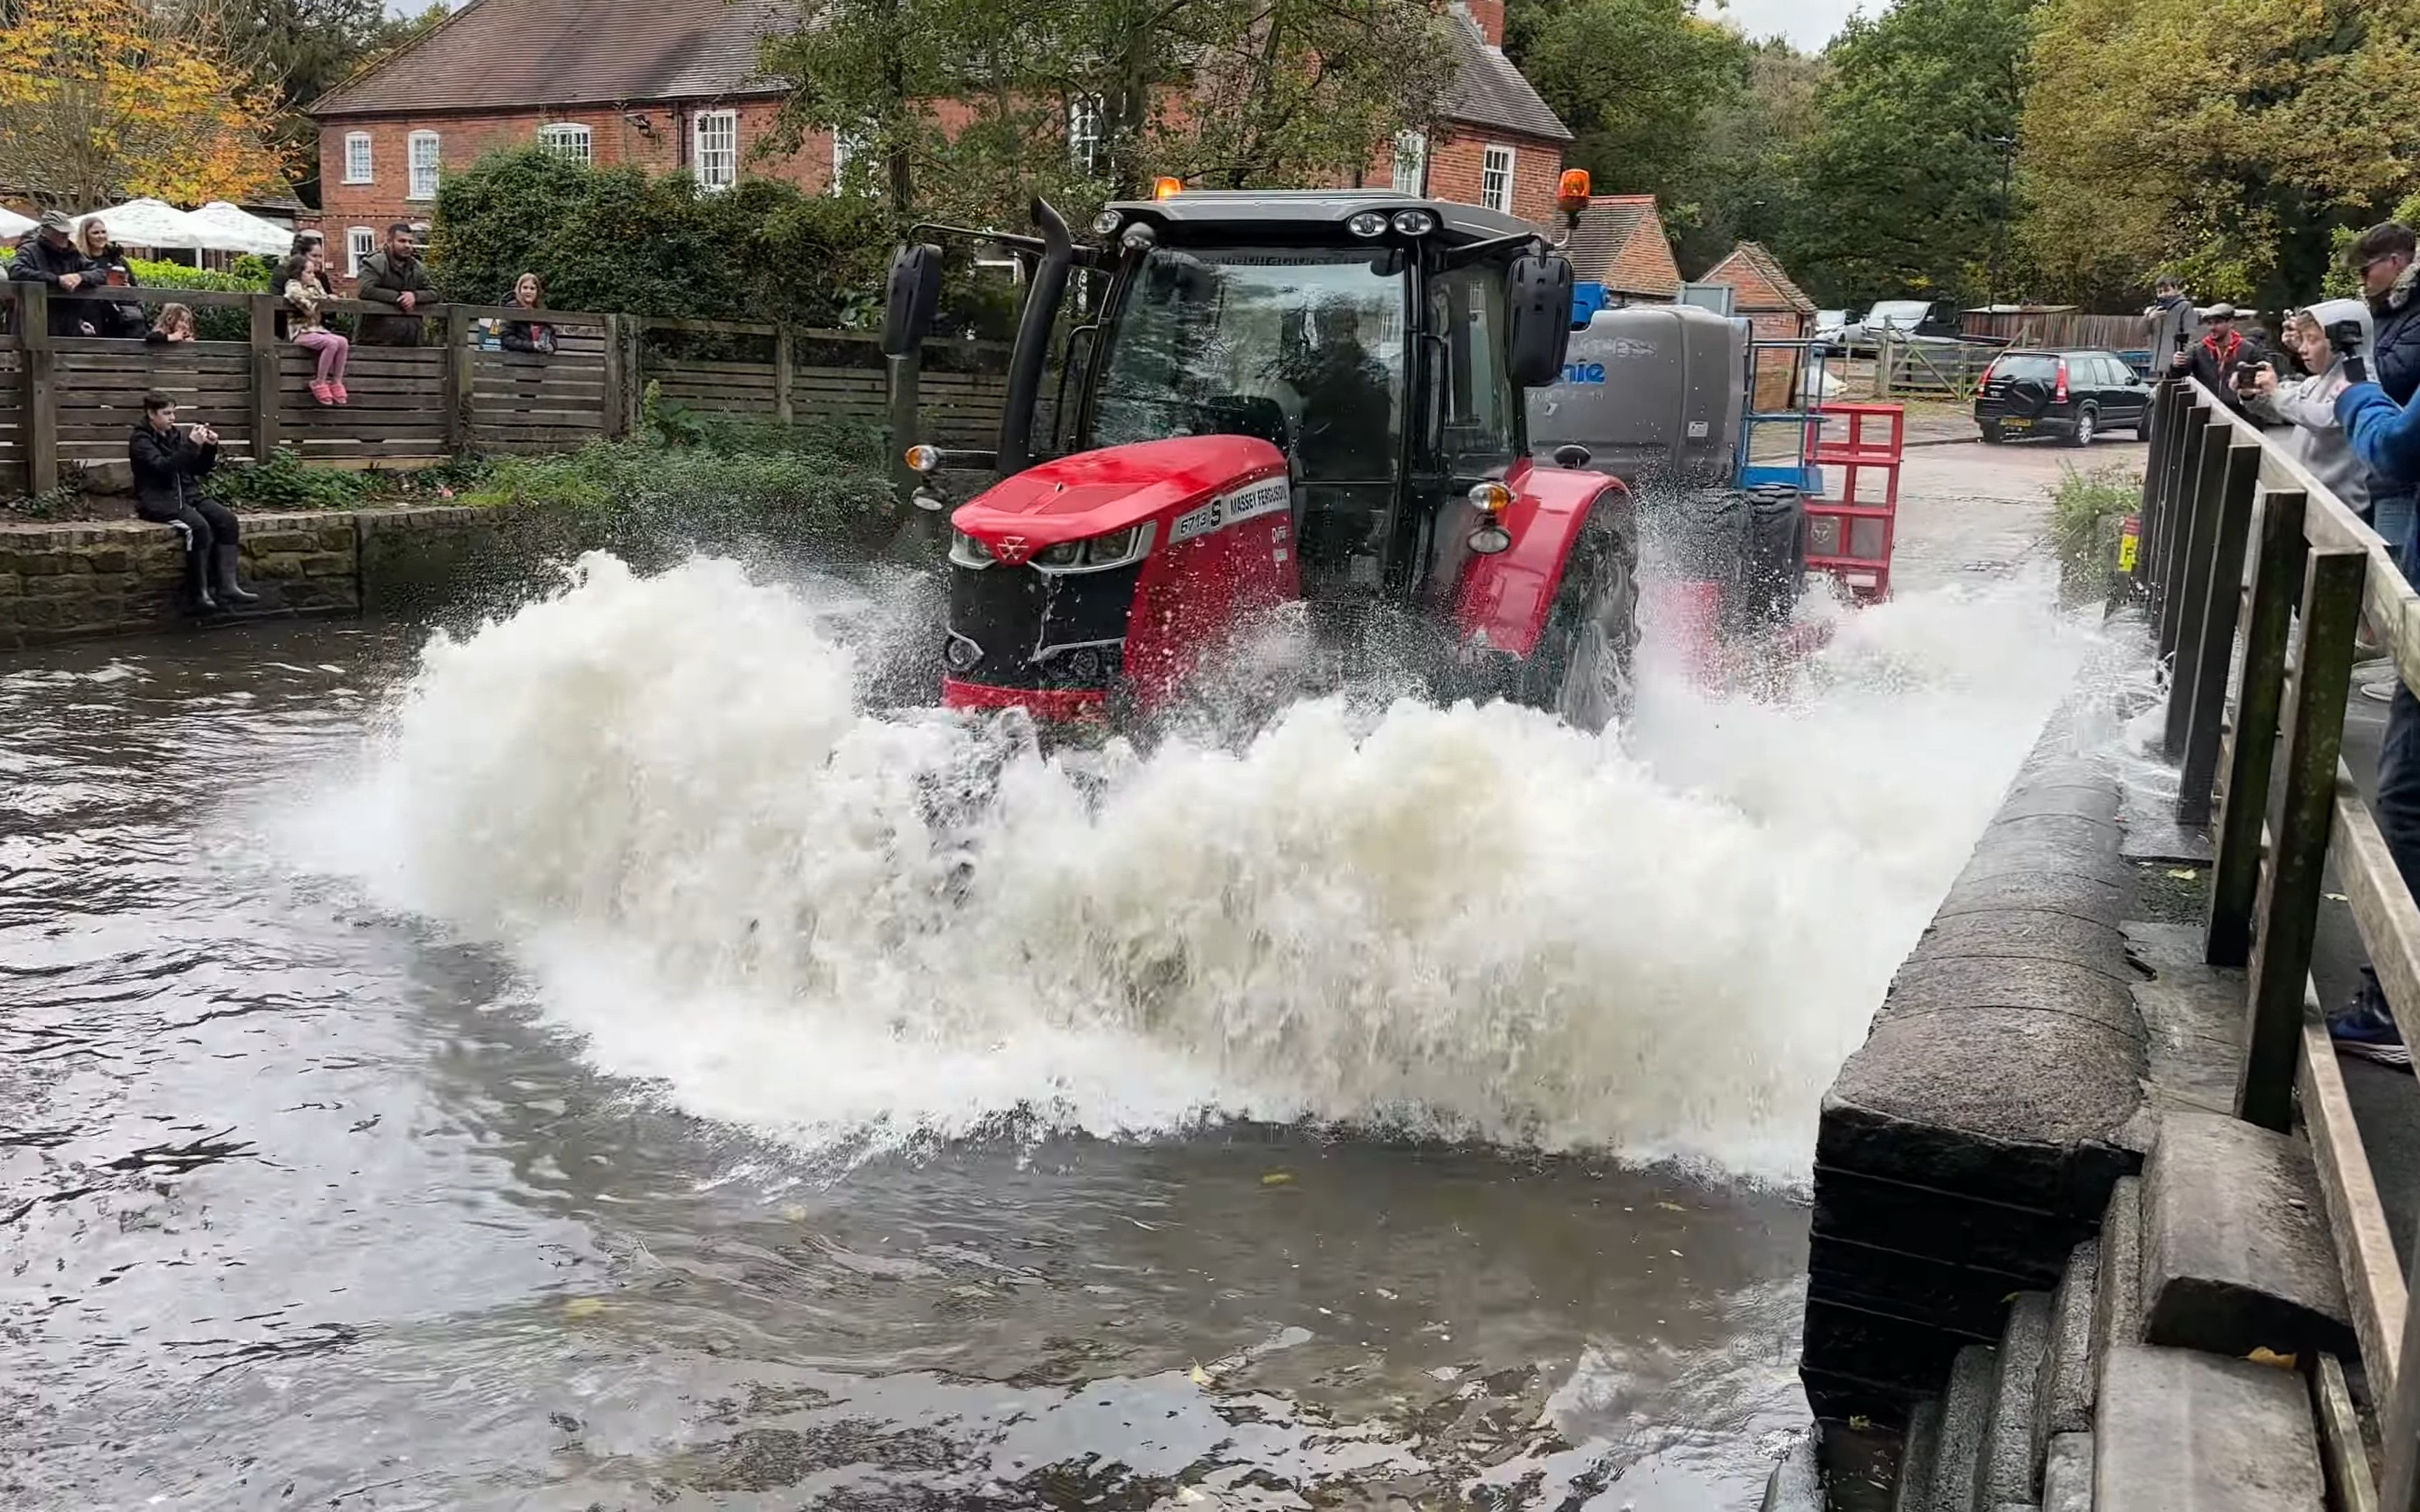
<box><xmin>1829</xmin><ymin>299</ymin><xmax>1962</xmax><ymax>354</ymax></box>
<box><xmin>1813</xmin><ymin>309</ymin><xmax>1849</xmax><ymax>346</ymax></box>
<box><xmin>1975</xmin><ymin>348</ymin><xmax>2151</xmax><ymax>446</ymax></box>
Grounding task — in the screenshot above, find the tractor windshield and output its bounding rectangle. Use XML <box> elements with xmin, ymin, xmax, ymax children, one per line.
<box><xmin>1091</xmin><ymin>246</ymin><xmax>1408</xmax><ymax>587</ymax></box>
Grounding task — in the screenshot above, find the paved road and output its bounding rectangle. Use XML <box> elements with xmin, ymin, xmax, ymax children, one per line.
<box><xmin>1888</xmin><ymin>435</ymin><xmax>2148</xmax><ymax>593</ymax></box>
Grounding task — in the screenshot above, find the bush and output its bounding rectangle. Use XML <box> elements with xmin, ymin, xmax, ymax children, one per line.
<box><xmin>2050</xmin><ymin>463</ymin><xmax>2141</xmax><ymax>600</ymax></box>
<box><xmin>0</xmin><ymin>248</ymin><xmax>267</xmax><ymax>340</ymax></box>
<box><xmin>211</xmin><ymin>446</ymin><xmax>492</xmax><ymax>512</ymax></box>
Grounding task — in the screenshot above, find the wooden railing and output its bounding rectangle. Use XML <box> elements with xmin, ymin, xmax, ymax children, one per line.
<box><xmin>0</xmin><ymin>284</ymin><xmax>1013</xmax><ymax>493</ymax></box>
<box><xmin>2139</xmin><ymin>374</ymin><xmax>2420</xmax><ymax>1507</ymax></box>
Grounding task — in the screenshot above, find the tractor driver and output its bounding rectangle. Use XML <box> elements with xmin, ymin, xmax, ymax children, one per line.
<box><xmin>1288</xmin><ymin>301</ymin><xmax>1397</xmax><ymax>481</ymax></box>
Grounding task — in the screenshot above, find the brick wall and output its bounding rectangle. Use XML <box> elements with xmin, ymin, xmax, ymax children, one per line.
<box><xmin>1421</xmin><ymin>131</ymin><xmax>1565</xmax><ymax>225</ymax></box>
<box><xmin>312</xmin><ymin>97</ymin><xmax>830</xmax><ymax>282</ymax></box>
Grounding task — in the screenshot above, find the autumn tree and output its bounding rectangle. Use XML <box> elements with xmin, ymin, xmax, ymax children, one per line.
<box><xmin>0</xmin><ymin>0</ymin><xmax>288</xmax><ymax>208</ymax></box>
<box><xmin>1506</xmin><ymin>0</ymin><xmax>1750</xmax><ymax>210</ymax></box>
<box><xmin>169</xmin><ymin>0</ymin><xmax>445</xmax><ymax>181</ymax></box>
<box><xmin>2022</xmin><ymin>0</ymin><xmax>2420</xmax><ymax>309</ymax></box>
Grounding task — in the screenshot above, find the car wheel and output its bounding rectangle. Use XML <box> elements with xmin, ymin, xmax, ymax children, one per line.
<box><xmin>1980</xmin><ymin>422</ymin><xmax>2005</xmax><ymax>445</ymax></box>
<box><xmin>2068</xmin><ymin>407</ymin><xmax>2099</xmax><ymax>448</ymax></box>
<box><xmin>1522</xmin><ymin>502</ymin><xmax>1640</xmax><ymax>734</ymax></box>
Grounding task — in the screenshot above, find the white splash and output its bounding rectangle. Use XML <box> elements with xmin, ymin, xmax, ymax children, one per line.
<box><xmin>304</xmin><ymin>552</ymin><xmax>2090</xmax><ymax>1180</ymax></box>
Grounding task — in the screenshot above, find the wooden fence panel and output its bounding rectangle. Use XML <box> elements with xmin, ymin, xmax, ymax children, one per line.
<box><xmin>648</xmin><ymin>356</ymin><xmax>781</xmax><ymax>419</ymax></box>
<box><xmin>54</xmin><ymin>340</ymin><xmax>254</xmax><ymax>464</ymax></box>
<box><xmin>272</xmin><ymin>346</ymin><xmax>450</xmax><ymax>462</ymax></box>
<box><xmin>468</xmin><ymin>340</ymin><xmax>611</xmax><ymax>453</ymax></box>
<box><xmin>0</xmin><ymin>345</ymin><xmax>22</xmax><ymax>493</ymax></box>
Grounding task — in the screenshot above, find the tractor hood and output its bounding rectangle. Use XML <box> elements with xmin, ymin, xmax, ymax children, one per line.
<box><xmin>952</xmin><ymin>435</ymin><xmax>1288</xmax><ymax>553</ymax></box>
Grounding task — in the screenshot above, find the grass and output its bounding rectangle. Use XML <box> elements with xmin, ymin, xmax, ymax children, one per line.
<box><xmin>2050</xmin><ymin>462</ymin><xmax>2142</xmax><ymax>596</ymax></box>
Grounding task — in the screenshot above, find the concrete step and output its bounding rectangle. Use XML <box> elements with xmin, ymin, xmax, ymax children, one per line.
<box><xmin>2089</xmin><ymin>1177</ymin><xmax>2143</xmax><ymax>1387</ymax></box>
<box><xmin>1980</xmin><ymin>1292</ymin><xmax>2052</xmax><ymax>1504</ymax></box>
<box><xmin>2140</xmin><ymin>1111</ymin><xmax>2356</xmax><ymax>1362</ymax></box>
<box><xmin>1929</xmin><ymin>1344</ymin><xmax>1997</xmax><ymax>1512</ymax></box>
<box><xmin>2094</xmin><ymin>1344</ymin><xmax>2322</xmax><ymax>1509</ymax></box>
<box><xmin>2031</xmin><ymin>1239</ymin><xmax>2099</xmax><ymax>1474</ymax></box>
<box><xmin>1760</xmin><ymin>1433</ymin><xmax>1823</xmax><ymax>1511</ymax></box>
<box><xmin>2040</xmin><ymin>1431</ymin><xmax>2091</xmax><ymax>1512</ymax></box>
<box><xmin>1893</xmin><ymin>1397</ymin><xmax>1944</xmax><ymax>1512</ymax></box>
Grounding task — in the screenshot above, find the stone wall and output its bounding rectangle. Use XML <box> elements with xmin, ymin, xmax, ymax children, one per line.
<box><xmin>0</xmin><ymin>514</ymin><xmax>362</xmax><ymax>648</ymax></box>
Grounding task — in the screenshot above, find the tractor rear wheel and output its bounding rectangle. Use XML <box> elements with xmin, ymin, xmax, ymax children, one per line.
<box><xmin>1732</xmin><ymin>485</ymin><xmax>1808</xmax><ymax>630</ymax></box>
<box><xmin>1520</xmin><ymin>501</ymin><xmax>1640</xmax><ymax>734</ymax></box>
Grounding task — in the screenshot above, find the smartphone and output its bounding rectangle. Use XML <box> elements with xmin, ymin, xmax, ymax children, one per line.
<box><xmin>105</xmin><ymin>269</ymin><xmax>127</xmax><ymax>287</ymax></box>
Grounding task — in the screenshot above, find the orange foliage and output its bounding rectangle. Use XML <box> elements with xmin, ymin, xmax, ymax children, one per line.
<box><xmin>0</xmin><ymin>0</ymin><xmax>290</xmax><ymax>209</ymax></box>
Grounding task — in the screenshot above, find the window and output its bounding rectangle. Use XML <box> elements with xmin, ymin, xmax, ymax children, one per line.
<box><xmin>1069</xmin><ymin>95</ymin><xmax>1104</xmax><ymax>174</ymax></box>
<box><xmin>342</xmin><ymin>132</ymin><xmax>373</xmax><ymax>184</ymax></box>
<box><xmin>407</xmin><ymin>130</ymin><xmax>440</xmax><ymax>200</ymax></box>
<box><xmin>538</xmin><ymin>122</ymin><xmax>592</xmax><ymax>164</ymax></box>
<box><xmin>1480</xmin><ymin>144</ymin><xmax>1515</xmax><ymax>214</ymax></box>
<box><xmin>1430</xmin><ymin>264</ymin><xmax>1519</xmax><ymax>472</ymax></box>
<box><xmin>347</xmin><ymin>227</ymin><xmax>375</xmax><ymax>279</ymax></box>
<box><xmin>1391</xmin><ymin>130</ymin><xmax>1427</xmax><ymax>196</ymax></box>
<box><xmin>695</xmin><ymin>108</ymin><xmax>738</xmax><ymax>190</ymax></box>
<box><xmin>829</xmin><ymin>125</ymin><xmax>868</xmax><ymax>193</ymax></box>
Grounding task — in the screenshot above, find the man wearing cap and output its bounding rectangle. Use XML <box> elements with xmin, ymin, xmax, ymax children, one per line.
<box><xmin>8</xmin><ymin>210</ymin><xmax>103</xmax><ymax>337</ymax></box>
<box><xmin>2167</xmin><ymin>302</ymin><xmax>2265</xmax><ymax>416</ymax></box>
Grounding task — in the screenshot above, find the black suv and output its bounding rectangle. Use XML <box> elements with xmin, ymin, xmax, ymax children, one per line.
<box><xmin>1975</xmin><ymin>349</ymin><xmax>2151</xmax><ymax>446</ymax></box>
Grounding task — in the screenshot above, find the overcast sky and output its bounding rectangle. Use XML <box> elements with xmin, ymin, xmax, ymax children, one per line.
<box><xmin>1718</xmin><ymin>0</ymin><xmax>1866</xmax><ymax>49</ymax></box>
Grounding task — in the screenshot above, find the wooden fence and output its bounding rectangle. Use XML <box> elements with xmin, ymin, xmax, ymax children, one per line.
<box><xmin>2137</xmin><ymin>374</ymin><xmax>2420</xmax><ymax>1508</ymax></box>
<box><xmin>0</xmin><ymin>285</ymin><xmax>1013</xmax><ymax>494</ymax></box>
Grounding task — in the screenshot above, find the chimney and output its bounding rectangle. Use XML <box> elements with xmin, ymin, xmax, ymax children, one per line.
<box><xmin>1463</xmin><ymin>0</ymin><xmax>1504</xmax><ymax>46</ymax></box>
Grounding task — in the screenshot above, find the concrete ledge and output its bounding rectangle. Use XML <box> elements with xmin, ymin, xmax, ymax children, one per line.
<box><xmin>2095</xmin><ymin>1345</ymin><xmax>2322</xmax><ymax>1511</ymax></box>
<box><xmin>0</xmin><ymin>513</ymin><xmax>360</xmax><ymax>647</ymax></box>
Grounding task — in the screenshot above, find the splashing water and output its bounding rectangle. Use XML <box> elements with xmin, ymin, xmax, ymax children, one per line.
<box><xmin>307</xmin><ymin>552</ymin><xmax>2092</xmax><ymax>1180</ymax></box>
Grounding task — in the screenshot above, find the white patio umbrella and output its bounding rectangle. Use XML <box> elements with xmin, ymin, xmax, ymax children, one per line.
<box><xmin>0</xmin><ymin>206</ymin><xmax>34</xmax><ymax>240</ymax></box>
<box><xmin>188</xmin><ymin>201</ymin><xmax>297</xmax><ymax>258</ymax></box>
<box><xmin>74</xmin><ymin>198</ymin><xmax>203</xmax><ymax>251</ymax></box>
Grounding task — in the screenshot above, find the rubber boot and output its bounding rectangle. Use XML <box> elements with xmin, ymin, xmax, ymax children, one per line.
<box><xmin>211</xmin><ymin>542</ymin><xmax>259</xmax><ymax>605</ymax></box>
<box><xmin>187</xmin><ymin>547</ymin><xmax>218</xmax><ymax>613</ymax></box>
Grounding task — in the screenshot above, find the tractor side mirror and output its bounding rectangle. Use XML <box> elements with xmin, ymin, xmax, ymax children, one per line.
<box><xmin>881</xmin><ymin>242</ymin><xmax>945</xmax><ymax>358</ymax></box>
<box><xmin>1505</xmin><ymin>252</ymin><xmax>1575</xmax><ymax>388</ymax></box>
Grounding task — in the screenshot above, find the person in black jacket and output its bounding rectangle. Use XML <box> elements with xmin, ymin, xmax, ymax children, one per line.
<box><xmin>2164</xmin><ymin>304</ymin><xmax>2266</xmax><ymax>416</ymax></box>
<box><xmin>353</xmin><ymin>222</ymin><xmax>437</xmax><ymax>346</ymax></box>
<box><xmin>500</xmin><ymin>271</ymin><xmax>556</xmax><ymax>354</ymax></box>
<box><xmin>74</xmin><ymin>218</ymin><xmax>146</xmax><ymax>340</ymax></box>
<box><xmin>8</xmin><ymin>211</ymin><xmax>103</xmax><ymax>337</ymax></box>
<box><xmin>129</xmin><ymin>391</ymin><xmax>256</xmax><ymax>612</ymax></box>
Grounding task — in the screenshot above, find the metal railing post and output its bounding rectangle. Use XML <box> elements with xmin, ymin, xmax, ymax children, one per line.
<box><xmin>2164</xmin><ymin>424</ymin><xmax>2237</xmax><ymax>753</ymax></box>
<box><xmin>2209</xmin><ymin>489</ymin><xmax>2306</xmax><ymax>967</ymax></box>
<box><xmin>2157</xmin><ymin>402</ymin><xmax>2213</xmax><ymax>657</ymax></box>
<box><xmin>2135</xmin><ymin>383</ymin><xmax>2176</xmax><ymax>592</ymax></box>
<box><xmin>2174</xmin><ymin>439</ymin><xmax>2263</xmax><ymax>825</ymax></box>
<box><xmin>2237</xmin><ymin>545</ymin><xmax>2367</xmax><ymax>1130</ymax></box>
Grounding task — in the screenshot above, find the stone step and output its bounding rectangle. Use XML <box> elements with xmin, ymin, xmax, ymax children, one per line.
<box><xmin>1928</xmin><ymin>1345</ymin><xmax>1997</xmax><ymax>1512</ymax></box>
<box><xmin>1893</xmin><ymin>1398</ymin><xmax>1944</xmax><ymax>1512</ymax></box>
<box><xmin>2140</xmin><ymin>1111</ymin><xmax>2356</xmax><ymax>1362</ymax></box>
<box><xmin>1760</xmin><ymin>1433</ymin><xmax>1823</xmax><ymax>1511</ymax></box>
<box><xmin>2089</xmin><ymin>1177</ymin><xmax>2143</xmax><ymax>1390</ymax></box>
<box><xmin>2094</xmin><ymin>1345</ymin><xmax>2322</xmax><ymax>1509</ymax></box>
<box><xmin>2032</xmin><ymin>1238</ymin><xmax>2099</xmax><ymax>1475</ymax></box>
<box><xmin>2040</xmin><ymin>1432</ymin><xmax>2091</xmax><ymax>1512</ymax></box>
<box><xmin>1980</xmin><ymin>1292</ymin><xmax>2053</xmax><ymax>1504</ymax></box>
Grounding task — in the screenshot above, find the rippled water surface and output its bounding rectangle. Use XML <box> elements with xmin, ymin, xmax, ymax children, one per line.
<box><xmin>1</xmin><ymin>559</ymin><xmax>2086</xmax><ymax>1510</ymax></box>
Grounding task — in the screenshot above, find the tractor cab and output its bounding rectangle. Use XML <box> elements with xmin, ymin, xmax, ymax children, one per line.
<box><xmin>884</xmin><ymin>181</ymin><xmax>1637</xmax><ymax>724</ymax></box>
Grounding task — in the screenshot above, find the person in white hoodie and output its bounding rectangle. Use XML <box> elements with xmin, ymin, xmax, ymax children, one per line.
<box><xmin>2249</xmin><ymin>298</ymin><xmax>2375</xmax><ymax>517</ymax></box>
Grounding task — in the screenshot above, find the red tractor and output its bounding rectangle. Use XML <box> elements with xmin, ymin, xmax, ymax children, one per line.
<box><xmin>882</xmin><ymin>176</ymin><xmax>1644</xmax><ymax>730</ymax></box>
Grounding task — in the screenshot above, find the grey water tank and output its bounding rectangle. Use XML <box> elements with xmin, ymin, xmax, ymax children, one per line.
<box><xmin>1528</xmin><ymin>303</ymin><xmax>1746</xmax><ymax>486</ymax></box>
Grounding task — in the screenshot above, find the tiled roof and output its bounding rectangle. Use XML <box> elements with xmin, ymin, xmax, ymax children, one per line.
<box><xmin>1566</xmin><ymin>195</ymin><xmax>1681</xmax><ymax>300</ymax></box>
<box><xmin>1438</xmin><ymin>2</ymin><xmax>1571</xmax><ymax>142</ymax></box>
<box><xmin>1707</xmin><ymin>241</ymin><xmax>1816</xmax><ymax>316</ymax></box>
<box><xmin>311</xmin><ymin>0</ymin><xmax>796</xmax><ymax>116</ymax></box>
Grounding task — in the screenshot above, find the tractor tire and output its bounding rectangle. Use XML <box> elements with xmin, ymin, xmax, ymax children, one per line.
<box><xmin>1518</xmin><ymin>496</ymin><xmax>1641</xmax><ymax>734</ymax></box>
<box><xmin>1664</xmin><ymin>484</ymin><xmax>1750</xmax><ymax>582</ymax></box>
<box><xmin>1733</xmin><ymin>484</ymin><xmax>1808</xmax><ymax>630</ymax></box>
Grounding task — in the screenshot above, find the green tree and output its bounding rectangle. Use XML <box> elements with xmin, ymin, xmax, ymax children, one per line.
<box><xmin>1788</xmin><ymin>0</ymin><xmax>2038</xmax><ymax>308</ymax></box>
<box><xmin>1672</xmin><ymin>40</ymin><xmax>1825</xmax><ymax>274</ymax></box>
<box><xmin>2022</xmin><ymin>0</ymin><xmax>2420</xmax><ymax>311</ymax></box>
<box><xmin>1506</xmin><ymin>0</ymin><xmax>1750</xmax><ymax>208</ymax></box>
<box><xmin>173</xmin><ymin>0</ymin><xmax>443</xmax><ymax>186</ymax></box>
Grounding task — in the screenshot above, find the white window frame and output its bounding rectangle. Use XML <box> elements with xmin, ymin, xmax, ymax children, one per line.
<box><xmin>828</xmin><ymin>125</ymin><xmax>870</xmax><ymax>194</ymax></box>
<box><xmin>1069</xmin><ymin>95</ymin><xmax>1104</xmax><ymax>174</ymax></box>
<box><xmin>342</xmin><ymin>131</ymin><xmax>373</xmax><ymax>185</ymax></box>
<box><xmin>694</xmin><ymin>108</ymin><xmax>739</xmax><ymax>190</ymax></box>
<box><xmin>346</xmin><ymin>227</ymin><xmax>375</xmax><ymax>279</ymax></box>
<box><xmin>1480</xmin><ymin>144</ymin><xmax>1515</xmax><ymax>214</ymax></box>
<box><xmin>538</xmin><ymin>121</ymin><xmax>592</xmax><ymax>164</ymax></box>
<box><xmin>407</xmin><ymin>130</ymin><xmax>440</xmax><ymax>200</ymax></box>
<box><xmin>1391</xmin><ymin>130</ymin><xmax>1427</xmax><ymax>196</ymax></box>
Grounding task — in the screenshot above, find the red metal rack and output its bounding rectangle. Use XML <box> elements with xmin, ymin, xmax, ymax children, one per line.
<box><xmin>1806</xmin><ymin>402</ymin><xmax>1905</xmax><ymax>601</ymax></box>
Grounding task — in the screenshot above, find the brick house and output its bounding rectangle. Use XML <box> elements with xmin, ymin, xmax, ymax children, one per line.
<box><xmin>306</xmin><ymin>0</ymin><xmax>1571</xmax><ymax>284</ymax></box>
<box><xmin>1564</xmin><ymin>194</ymin><xmax>1683</xmax><ymax>304</ymax></box>
<box><xmin>1703</xmin><ymin>240</ymin><xmax>1817</xmax><ymax>411</ymax></box>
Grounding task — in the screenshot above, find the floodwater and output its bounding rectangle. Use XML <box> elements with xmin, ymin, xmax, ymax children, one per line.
<box><xmin>1</xmin><ymin>556</ymin><xmax>2089</xmax><ymax>1510</ymax></box>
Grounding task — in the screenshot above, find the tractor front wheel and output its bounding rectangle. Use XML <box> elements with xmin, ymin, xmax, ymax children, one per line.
<box><xmin>1520</xmin><ymin>503</ymin><xmax>1641</xmax><ymax>734</ymax></box>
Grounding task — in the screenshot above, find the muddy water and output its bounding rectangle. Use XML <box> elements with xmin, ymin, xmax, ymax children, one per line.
<box><xmin>0</xmin><ymin>562</ymin><xmax>2081</xmax><ymax>1510</ymax></box>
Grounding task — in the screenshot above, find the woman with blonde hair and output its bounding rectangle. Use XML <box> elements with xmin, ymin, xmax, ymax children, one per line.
<box><xmin>74</xmin><ymin>218</ymin><xmax>145</xmax><ymax>339</ymax></box>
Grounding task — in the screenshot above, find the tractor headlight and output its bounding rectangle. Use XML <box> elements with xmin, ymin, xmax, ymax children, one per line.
<box><xmin>1391</xmin><ymin>209</ymin><xmax>1437</xmax><ymax>237</ymax></box>
<box><xmin>1029</xmin><ymin>522</ymin><xmax>1156</xmax><ymax>574</ymax></box>
<box><xmin>1092</xmin><ymin>210</ymin><xmax>1123</xmax><ymax>237</ymax></box>
<box><xmin>1035</xmin><ymin>541</ymin><xmax>1083</xmax><ymax>568</ymax></box>
<box><xmin>949</xmin><ymin>529</ymin><xmax>994</xmax><ymax>568</ymax></box>
<box><xmin>944</xmin><ymin>634</ymin><xmax>982</xmax><ymax>672</ymax></box>
<box><xmin>1347</xmin><ymin>211</ymin><xmax>1389</xmax><ymax>238</ymax></box>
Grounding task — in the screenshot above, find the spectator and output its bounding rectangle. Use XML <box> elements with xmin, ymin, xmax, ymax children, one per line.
<box><xmin>499</xmin><ymin>271</ymin><xmax>555</xmax><ymax>355</ymax></box>
<box><xmin>2146</xmin><ymin>275</ymin><xmax>2199</xmax><ymax>365</ymax></box>
<box><xmin>284</xmin><ymin>247</ymin><xmax>349</xmax><ymax>406</ymax></box>
<box><xmin>2352</xmin><ymin>224</ymin><xmax>2420</xmax><ymax>577</ymax></box>
<box><xmin>129</xmin><ymin>391</ymin><xmax>256</xmax><ymax>612</ymax></box>
<box><xmin>2250</xmin><ymin>302</ymin><xmax>2372</xmax><ymax>517</ymax></box>
<box><xmin>8</xmin><ymin>210</ymin><xmax>101</xmax><ymax>337</ymax></box>
<box><xmin>271</xmin><ymin>230</ymin><xmax>324</xmax><ymax>340</ymax></box>
<box><xmin>354</xmin><ymin>222</ymin><xmax>436</xmax><ymax>346</ymax></box>
<box><xmin>2167</xmin><ymin>303</ymin><xmax>2266</xmax><ymax>416</ymax></box>
<box><xmin>72</xmin><ymin>219</ymin><xmax>146</xmax><ymax>340</ymax></box>
<box><xmin>145</xmin><ymin>304</ymin><xmax>198</xmax><ymax>344</ymax></box>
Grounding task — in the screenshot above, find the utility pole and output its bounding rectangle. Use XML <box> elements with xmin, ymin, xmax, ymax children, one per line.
<box><xmin>1987</xmin><ymin>134</ymin><xmax>2017</xmax><ymax>313</ymax></box>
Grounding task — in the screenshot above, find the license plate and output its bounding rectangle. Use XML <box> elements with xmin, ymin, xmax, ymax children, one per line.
<box><xmin>2002</xmin><ymin>418</ymin><xmax>2033</xmax><ymax>430</ymax></box>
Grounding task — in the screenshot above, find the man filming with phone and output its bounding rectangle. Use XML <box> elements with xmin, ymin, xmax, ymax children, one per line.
<box><xmin>2168</xmin><ymin>302</ymin><xmax>2266</xmax><ymax>418</ymax></box>
<box><xmin>129</xmin><ymin>391</ymin><xmax>257</xmax><ymax>614</ymax></box>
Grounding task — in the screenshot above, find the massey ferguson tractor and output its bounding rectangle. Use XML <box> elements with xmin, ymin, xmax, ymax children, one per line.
<box><xmin>881</xmin><ymin>174</ymin><xmax>1683</xmax><ymax>732</ymax></box>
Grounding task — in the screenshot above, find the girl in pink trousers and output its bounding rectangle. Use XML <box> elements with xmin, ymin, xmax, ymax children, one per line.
<box><xmin>285</xmin><ymin>248</ymin><xmax>350</xmax><ymax>405</ymax></box>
